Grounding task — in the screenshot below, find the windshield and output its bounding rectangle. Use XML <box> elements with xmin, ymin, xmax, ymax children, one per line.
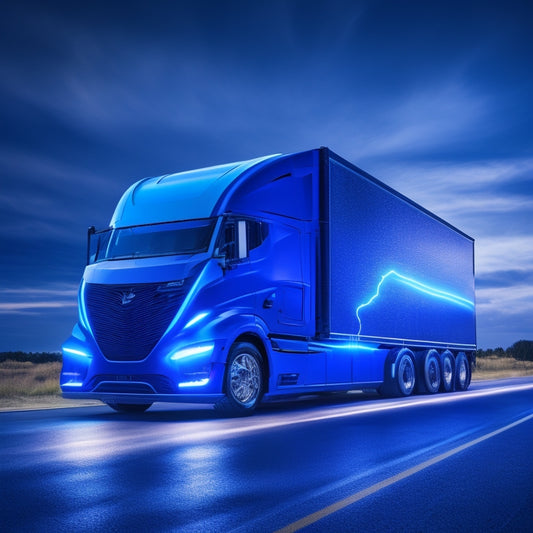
<box><xmin>89</xmin><ymin>218</ymin><xmax>216</xmax><ymax>263</ymax></box>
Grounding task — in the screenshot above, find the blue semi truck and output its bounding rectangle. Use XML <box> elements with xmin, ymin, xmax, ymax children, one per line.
<box><xmin>61</xmin><ymin>148</ymin><xmax>476</xmax><ymax>415</ymax></box>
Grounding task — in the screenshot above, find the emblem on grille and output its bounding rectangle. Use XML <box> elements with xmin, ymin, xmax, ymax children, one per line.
<box><xmin>120</xmin><ymin>290</ymin><xmax>136</xmax><ymax>305</ymax></box>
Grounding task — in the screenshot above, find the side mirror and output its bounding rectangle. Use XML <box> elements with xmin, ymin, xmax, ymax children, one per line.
<box><xmin>214</xmin><ymin>247</ymin><xmax>229</xmax><ymax>271</ymax></box>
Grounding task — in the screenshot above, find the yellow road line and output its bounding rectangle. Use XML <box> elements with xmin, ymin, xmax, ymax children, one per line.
<box><xmin>275</xmin><ymin>412</ymin><xmax>533</xmax><ymax>533</ymax></box>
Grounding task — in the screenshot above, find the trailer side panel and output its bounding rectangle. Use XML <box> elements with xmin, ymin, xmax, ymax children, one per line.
<box><xmin>325</xmin><ymin>152</ymin><xmax>475</xmax><ymax>348</ymax></box>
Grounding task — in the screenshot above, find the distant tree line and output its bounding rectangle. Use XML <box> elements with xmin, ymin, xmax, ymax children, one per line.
<box><xmin>477</xmin><ymin>340</ymin><xmax>533</xmax><ymax>362</ymax></box>
<box><xmin>0</xmin><ymin>351</ymin><xmax>62</xmax><ymax>364</ymax></box>
<box><xmin>1</xmin><ymin>341</ymin><xmax>532</xmax><ymax>364</ymax></box>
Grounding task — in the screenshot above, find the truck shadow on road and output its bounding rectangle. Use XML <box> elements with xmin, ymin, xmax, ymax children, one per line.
<box><xmin>80</xmin><ymin>390</ymin><xmax>382</xmax><ymax>423</ymax></box>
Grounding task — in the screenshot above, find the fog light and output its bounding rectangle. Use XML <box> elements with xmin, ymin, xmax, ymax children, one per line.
<box><xmin>61</xmin><ymin>372</ymin><xmax>84</xmax><ymax>387</ymax></box>
<box><xmin>179</xmin><ymin>378</ymin><xmax>209</xmax><ymax>388</ymax></box>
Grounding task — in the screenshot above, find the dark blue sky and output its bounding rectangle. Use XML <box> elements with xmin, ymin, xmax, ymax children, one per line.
<box><xmin>1</xmin><ymin>0</ymin><xmax>532</xmax><ymax>351</ymax></box>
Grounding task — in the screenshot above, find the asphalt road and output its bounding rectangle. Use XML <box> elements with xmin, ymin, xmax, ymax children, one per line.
<box><xmin>1</xmin><ymin>377</ymin><xmax>533</xmax><ymax>533</ymax></box>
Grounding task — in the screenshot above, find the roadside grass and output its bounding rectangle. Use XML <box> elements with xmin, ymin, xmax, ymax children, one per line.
<box><xmin>0</xmin><ymin>360</ymin><xmax>61</xmax><ymax>398</ymax></box>
<box><xmin>1</xmin><ymin>356</ymin><xmax>532</xmax><ymax>409</ymax></box>
<box><xmin>472</xmin><ymin>356</ymin><xmax>533</xmax><ymax>380</ymax></box>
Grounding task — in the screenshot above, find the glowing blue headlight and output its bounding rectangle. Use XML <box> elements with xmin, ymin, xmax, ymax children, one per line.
<box><xmin>184</xmin><ymin>312</ymin><xmax>209</xmax><ymax>329</ymax></box>
<box><xmin>170</xmin><ymin>343</ymin><xmax>214</xmax><ymax>361</ymax></box>
<box><xmin>63</xmin><ymin>346</ymin><xmax>91</xmax><ymax>357</ymax></box>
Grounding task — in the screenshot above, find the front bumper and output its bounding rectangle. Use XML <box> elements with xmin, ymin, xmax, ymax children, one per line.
<box><xmin>62</xmin><ymin>391</ymin><xmax>225</xmax><ymax>405</ymax></box>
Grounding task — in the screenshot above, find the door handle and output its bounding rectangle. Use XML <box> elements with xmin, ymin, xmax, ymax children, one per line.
<box><xmin>263</xmin><ymin>293</ymin><xmax>276</xmax><ymax>309</ymax></box>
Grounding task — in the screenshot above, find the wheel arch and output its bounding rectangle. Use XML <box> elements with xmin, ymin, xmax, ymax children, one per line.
<box><xmin>224</xmin><ymin>331</ymin><xmax>271</xmax><ymax>394</ymax></box>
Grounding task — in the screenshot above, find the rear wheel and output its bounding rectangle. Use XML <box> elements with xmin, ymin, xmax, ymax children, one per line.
<box><xmin>380</xmin><ymin>348</ymin><xmax>416</xmax><ymax>397</ymax></box>
<box><xmin>106</xmin><ymin>403</ymin><xmax>152</xmax><ymax>413</ymax></box>
<box><xmin>396</xmin><ymin>350</ymin><xmax>416</xmax><ymax>396</ymax></box>
<box><xmin>215</xmin><ymin>342</ymin><xmax>264</xmax><ymax>416</ymax></box>
<box><xmin>420</xmin><ymin>350</ymin><xmax>441</xmax><ymax>394</ymax></box>
<box><xmin>440</xmin><ymin>350</ymin><xmax>455</xmax><ymax>392</ymax></box>
<box><xmin>455</xmin><ymin>352</ymin><xmax>471</xmax><ymax>391</ymax></box>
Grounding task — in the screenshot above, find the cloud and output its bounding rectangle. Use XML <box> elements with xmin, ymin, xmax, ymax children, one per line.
<box><xmin>476</xmin><ymin>285</ymin><xmax>533</xmax><ymax>322</ymax></box>
<box><xmin>363</xmin><ymin>158</ymin><xmax>533</xmax><ymax>235</ymax></box>
<box><xmin>355</xmin><ymin>82</ymin><xmax>490</xmax><ymax>158</ymax></box>
<box><xmin>0</xmin><ymin>286</ymin><xmax>78</xmax><ymax>315</ymax></box>
<box><xmin>475</xmin><ymin>236</ymin><xmax>533</xmax><ymax>274</ymax></box>
<box><xmin>475</xmin><ymin>280</ymin><xmax>533</xmax><ymax>347</ymax></box>
<box><xmin>476</xmin><ymin>269</ymin><xmax>533</xmax><ymax>289</ymax></box>
<box><xmin>376</xmin><ymin>157</ymin><xmax>533</xmax><ymax>203</ymax></box>
<box><xmin>0</xmin><ymin>147</ymin><xmax>127</xmax><ymax>242</ymax></box>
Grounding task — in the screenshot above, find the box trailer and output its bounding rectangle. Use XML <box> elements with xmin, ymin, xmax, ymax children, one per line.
<box><xmin>61</xmin><ymin>148</ymin><xmax>476</xmax><ymax>414</ymax></box>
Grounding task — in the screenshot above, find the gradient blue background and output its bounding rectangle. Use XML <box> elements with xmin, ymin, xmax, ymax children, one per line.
<box><xmin>1</xmin><ymin>0</ymin><xmax>531</xmax><ymax>351</ymax></box>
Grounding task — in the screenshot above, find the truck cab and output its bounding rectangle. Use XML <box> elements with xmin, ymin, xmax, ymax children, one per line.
<box><xmin>61</xmin><ymin>151</ymin><xmax>322</xmax><ymax>414</ymax></box>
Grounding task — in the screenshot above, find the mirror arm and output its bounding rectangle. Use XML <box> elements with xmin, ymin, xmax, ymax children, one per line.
<box><xmin>87</xmin><ymin>226</ymin><xmax>96</xmax><ymax>265</ymax></box>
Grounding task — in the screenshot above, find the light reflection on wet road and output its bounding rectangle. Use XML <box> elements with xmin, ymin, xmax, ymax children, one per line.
<box><xmin>1</xmin><ymin>377</ymin><xmax>533</xmax><ymax>532</ymax></box>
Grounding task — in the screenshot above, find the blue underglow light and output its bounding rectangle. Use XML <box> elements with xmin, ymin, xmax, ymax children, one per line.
<box><xmin>170</xmin><ymin>344</ymin><xmax>214</xmax><ymax>361</ymax></box>
<box><xmin>178</xmin><ymin>378</ymin><xmax>209</xmax><ymax>388</ymax></box>
<box><xmin>356</xmin><ymin>270</ymin><xmax>474</xmax><ymax>336</ymax></box>
<box><xmin>185</xmin><ymin>312</ymin><xmax>209</xmax><ymax>329</ymax></box>
<box><xmin>63</xmin><ymin>347</ymin><xmax>90</xmax><ymax>357</ymax></box>
<box><xmin>312</xmin><ymin>342</ymin><xmax>378</xmax><ymax>352</ymax></box>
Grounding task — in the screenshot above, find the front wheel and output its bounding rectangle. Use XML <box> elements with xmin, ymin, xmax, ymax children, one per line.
<box><xmin>215</xmin><ymin>342</ymin><xmax>264</xmax><ymax>416</ymax></box>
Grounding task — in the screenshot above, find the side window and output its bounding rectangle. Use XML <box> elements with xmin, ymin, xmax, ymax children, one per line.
<box><xmin>247</xmin><ymin>220</ymin><xmax>269</xmax><ymax>252</ymax></box>
<box><xmin>220</xmin><ymin>220</ymin><xmax>238</xmax><ymax>260</ymax></box>
<box><xmin>218</xmin><ymin>218</ymin><xmax>269</xmax><ymax>261</ymax></box>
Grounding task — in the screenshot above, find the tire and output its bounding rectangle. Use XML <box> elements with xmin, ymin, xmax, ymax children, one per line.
<box><xmin>106</xmin><ymin>403</ymin><xmax>152</xmax><ymax>413</ymax></box>
<box><xmin>381</xmin><ymin>348</ymin><xmax>416</xmax><ymax>397</ymax></box>
<box><xmin>396</xmin><ymin>350</ymin><xmax>416</xmax><ymax>396</ymax></box>
<box><xmin>419</xmin><ymin>349</ymin><xmax>441</xmax><ymax>394</ymax></box>
<box><xmin>455</xmin><ymin>352</ymin><xmax>471</xmax><ymax>391</ymax></box>
<box><xmin>215</xmin><ymin>342</ymin><xmax>264</xmax><ymax>416</ymax></box>
<box><xmin>440</xmin><ymin>350</ymin><xmax>455</xmax><ymax>392</ymax></box>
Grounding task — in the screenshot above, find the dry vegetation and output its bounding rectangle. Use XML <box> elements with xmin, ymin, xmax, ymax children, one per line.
<box><xmin>0</xmin><ymin>360</ymin><xmax>61</xmax><ymax>398</ymax></box>
<box><xmin>472</xmin><ymin>355</ymin><xmax>533</xmax><ymax>380</ymax></box>
<box><xmin>0</xmin><ymin>352</ymin><xmax>532</xmax><ymax>410</ymax></box>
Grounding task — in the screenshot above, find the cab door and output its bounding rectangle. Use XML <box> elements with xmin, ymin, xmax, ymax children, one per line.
<box><xmin>254</xmin><ymin>221</ymin><xmax>312</xmax><ymax>337</ymax></box>
<box><xmin>210</xmin><ymin>218</ymin><xmax>258</xmax><ymax>317</ymax></box>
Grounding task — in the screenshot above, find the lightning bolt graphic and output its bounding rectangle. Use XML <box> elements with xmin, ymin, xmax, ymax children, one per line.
<box><xmin>355</xmin><ymin>270</ymin><xmax>474</xmax><ymax>336</ymax></box>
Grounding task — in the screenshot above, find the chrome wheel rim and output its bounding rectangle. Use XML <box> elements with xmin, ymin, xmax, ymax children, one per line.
<box><xmin>458</xmin><ymin>359</ymin><xmax>467</xmax><ymax>387</ymax></box>
<box><xmin>428</xmin><ymin>358</ymin><xmax>440</xmax><ymax>390</ymax></box>
<box><xmin>443</xmin><ymin>357</ymin><xmax>453</xmax><ymax>388</ymax></box>
<box><xmin>230</xmin><ymin>353</ymin><xmax>261</xmax><ymax>405</ymax></box>
<box><xmin>399</xmin><ymin>356</ymin><xmax>414</xmax><ymax>394</ymax></box>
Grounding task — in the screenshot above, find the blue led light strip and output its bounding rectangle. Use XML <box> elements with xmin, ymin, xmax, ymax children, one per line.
<box><xmin>355</xmin><ymin>270</ymin><xmax>474</xmax><ymax>336</ymax></box>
